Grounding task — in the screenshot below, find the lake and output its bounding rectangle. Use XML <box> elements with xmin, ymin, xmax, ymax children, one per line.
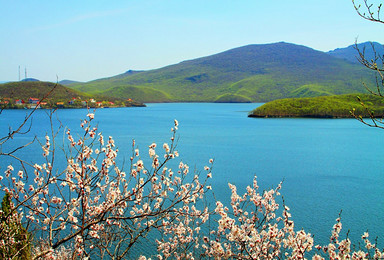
<box><xmin>1</xmin><ymin>103</ymin><xmax>384</xmax><ymax>250</ymax></box>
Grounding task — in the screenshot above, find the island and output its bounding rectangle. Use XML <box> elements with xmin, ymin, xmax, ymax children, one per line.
<box><xmin>248</xmin><ymin>94</ymin><xmax>384</xmax><ymax>118</ymax></box>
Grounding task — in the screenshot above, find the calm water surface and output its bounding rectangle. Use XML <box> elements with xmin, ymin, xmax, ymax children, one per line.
<box><xmin>1</xmin><ymin>103</ymin><xmax>384</xmax><ymax>248</ymax></box>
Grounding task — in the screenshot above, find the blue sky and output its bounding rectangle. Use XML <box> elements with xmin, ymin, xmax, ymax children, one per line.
<box><xmin>1</xmin><ymin>0</ymin><xmax>383</xmax><ymax>82</ymax></box>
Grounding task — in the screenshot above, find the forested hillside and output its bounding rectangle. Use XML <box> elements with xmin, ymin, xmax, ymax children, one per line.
<box><xmin>248</xmin><ymin>94</ymin><xmax>384</xmax><ymax>118</ymax></box>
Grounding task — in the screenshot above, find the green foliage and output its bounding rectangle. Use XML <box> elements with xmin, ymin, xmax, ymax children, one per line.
<box><xmin>68</xmin><ymin>42</ymin><xmax>375</xmax><ymax>102</ymax></box>
<box><xmin>248</xmin><ymin>94</ymin><xmax>384</xmax><ymax>118</ymax></box>
<box><xmin>101</xmin><ymin>85</ymin><xmax>172</xmax><ymax>103</ymax></box>
<box><xmin>289</xmin><ymin>84</ymin><xmax>333</xmax><ymax>97</ymax></box>
<box><xmin>0</xmin><ymin>193</ymin><xmax>31</xmax><ymax>259</ymax></box>
<box><xmin>0</xmin><ymin>81</ymin><xmax>89</xmax><ymax>100</ymax></box>
<box><xmin>214</xmin><ymin>93</ymin><xmax>252</xmax><ymax>103</ymax></box>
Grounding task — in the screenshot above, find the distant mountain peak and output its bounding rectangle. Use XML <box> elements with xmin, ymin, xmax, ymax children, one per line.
<box><xmin>328</xmin><ymin>41</ymin><xmax>384</xmax><ymax>63</ymax></box>
<box><xmin>59</xmin><ymin>80</ymin><xmax>82</xmax><ymax>85</ymax></box>
<box><xmin>124</xmin><ymin>70</ymin><xmax>145</xmax><ymax>75</ymax></box>
<box><xmin>21</xmin><ymin>78</ymin><xmax>39</xmax><ymax>82</ymax></box>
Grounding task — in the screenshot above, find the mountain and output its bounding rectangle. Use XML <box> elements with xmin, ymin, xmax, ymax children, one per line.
<box><xmin>82</xmin><ymin>70</ymin><xmax>145</xmax><ymax>85</ymax></box>
<box><xmin>69</xmin><ymin>42</ymin><xmax>375</xmax><ymax>102</ymax></box>
<box><xmin>107</xmin><ymin>70</ymin><xmax>145</xmax><ymax>79</ymax></box>
<box><xmin>328</xmin><ymin>42</ymin><xmax>384</xmax><ymax>64</ymax></box>
<box><xmin>59</xmin><ymin>80</ymin><xmax>83</xmax><ymax>85</ymax></box>
<box><xmin>21</xmin><ymin>78</ymin><xmax>39</xmax><ymax>82</ymax></box>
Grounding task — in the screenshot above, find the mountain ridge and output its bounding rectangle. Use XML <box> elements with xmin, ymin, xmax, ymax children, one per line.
<box><xmin>68</xmin><ymin>42</ymin><xmax>379</xmax><ymax>102</ymax></box>
<box><xmin>327</xmin><ymin>42</ymin><xmax>384</xmax><ymax>64</ymax></box>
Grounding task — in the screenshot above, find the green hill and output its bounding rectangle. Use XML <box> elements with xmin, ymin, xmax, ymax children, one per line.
<box><xmin>69</xmin><ymin>42</ymin><xmax>375</xmax><ymax>102</ymax></box>
<box><xmin>248</xmin><ymin>94</ymin><xmax>384</xmax><ymax>118</ymax></box>
<box><xmin>0</xmin><ymin>81</ymin><xmax>89</xmax><ymax>100</ymax></box>
<box><xmin>0</xmin><ymin>81</ymin><xmax>144</xmax><ymax>108</ymax></box>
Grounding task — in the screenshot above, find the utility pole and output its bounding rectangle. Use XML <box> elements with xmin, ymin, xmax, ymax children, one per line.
<box><xmin>25</xmin><ymin>67</ymin><xmax>27</xmax><ymax>80</ymax></box>
<box><xmin>18</xmin><ymin>65</ymin><xmax>20</xmax><ymax>81</ymax></box>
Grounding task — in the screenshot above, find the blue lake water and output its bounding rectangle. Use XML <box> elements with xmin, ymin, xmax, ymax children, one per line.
<box><xmin>1</xmin><ymin>103</ymin><xmax>384</xmax><ymax>249</ymax></box>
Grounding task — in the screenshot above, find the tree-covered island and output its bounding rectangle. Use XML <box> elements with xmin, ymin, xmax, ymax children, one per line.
<box><xmin>248</xmin><ymin>94</ymin><xmax>384</xmax><ymax>118</ymax></box>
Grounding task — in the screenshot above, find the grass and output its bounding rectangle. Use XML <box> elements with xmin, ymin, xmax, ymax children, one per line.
<box><xmin>248</xmin><ymin>94</ymin><xmax>384</xmax><ymax>118</ymax></box>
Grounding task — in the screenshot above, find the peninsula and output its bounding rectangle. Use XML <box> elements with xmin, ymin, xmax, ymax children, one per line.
<box><xmin>0</xmin><ymin>81</ymin><xmax>144</xmax><ymax>109</ymax></box>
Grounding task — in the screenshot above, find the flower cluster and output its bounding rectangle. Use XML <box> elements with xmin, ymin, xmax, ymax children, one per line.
<box><xmin>194</xmin><ymin>178</ymin><xmax>314</xmax><ymax>259</ymax></box>
<box><xmin>0</xmin><ymin>113</ymin><xmax>383</xmax><ymax>259</ymax></box>
<box><xmin>0</xmin><ymin>114</ymin><xmax>215</xmax><ymax>259</ymax></box>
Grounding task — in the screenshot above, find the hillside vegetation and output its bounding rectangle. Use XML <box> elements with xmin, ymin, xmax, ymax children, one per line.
<box><xmin>248</xmin><ymin>94</ymin><xmax>384</xmax><ymax>118</ymax></box>
<box><xmin>69</xmin><ymin>42</ymin><xmax>375</xmax><ymax>102</ymax></box>
<box><xmin>0</xmin><ymin>81</ymin><xmax>144</xmax><ymax>108</ymax></box>
<box><xmin>0</xmin><ymin>81</ymin><xmax>89</xmax><ymax>100</ymax></box>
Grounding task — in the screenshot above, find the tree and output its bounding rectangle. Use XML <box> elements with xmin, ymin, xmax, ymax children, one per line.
<box><xmin>0</xmin><ymin>192</ymin><xmax>31</xmax><ymax>259</ymax></box>
<box><xmin>1</xmin><ymin>109</ymin><xmax>383</xmax><ymax>259</ymax></box>
<box><xmin>351</xmin><ymin>0</ymin><xmax>384</xmax><ymax>128</ymax></box>
<box><xmin>2</xmin><ymin>1</ymin><xmax>384</xmax><ymax>258</ymax></box>
<box><xmin>353</xmin><ymin>0</ymin><xmax>384</xmax><ymax>24</ymax></box>
<box><xmin>0</xmin><ymin>112</ymin><xmax>216</xmax><ymax>259</ymax></box>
